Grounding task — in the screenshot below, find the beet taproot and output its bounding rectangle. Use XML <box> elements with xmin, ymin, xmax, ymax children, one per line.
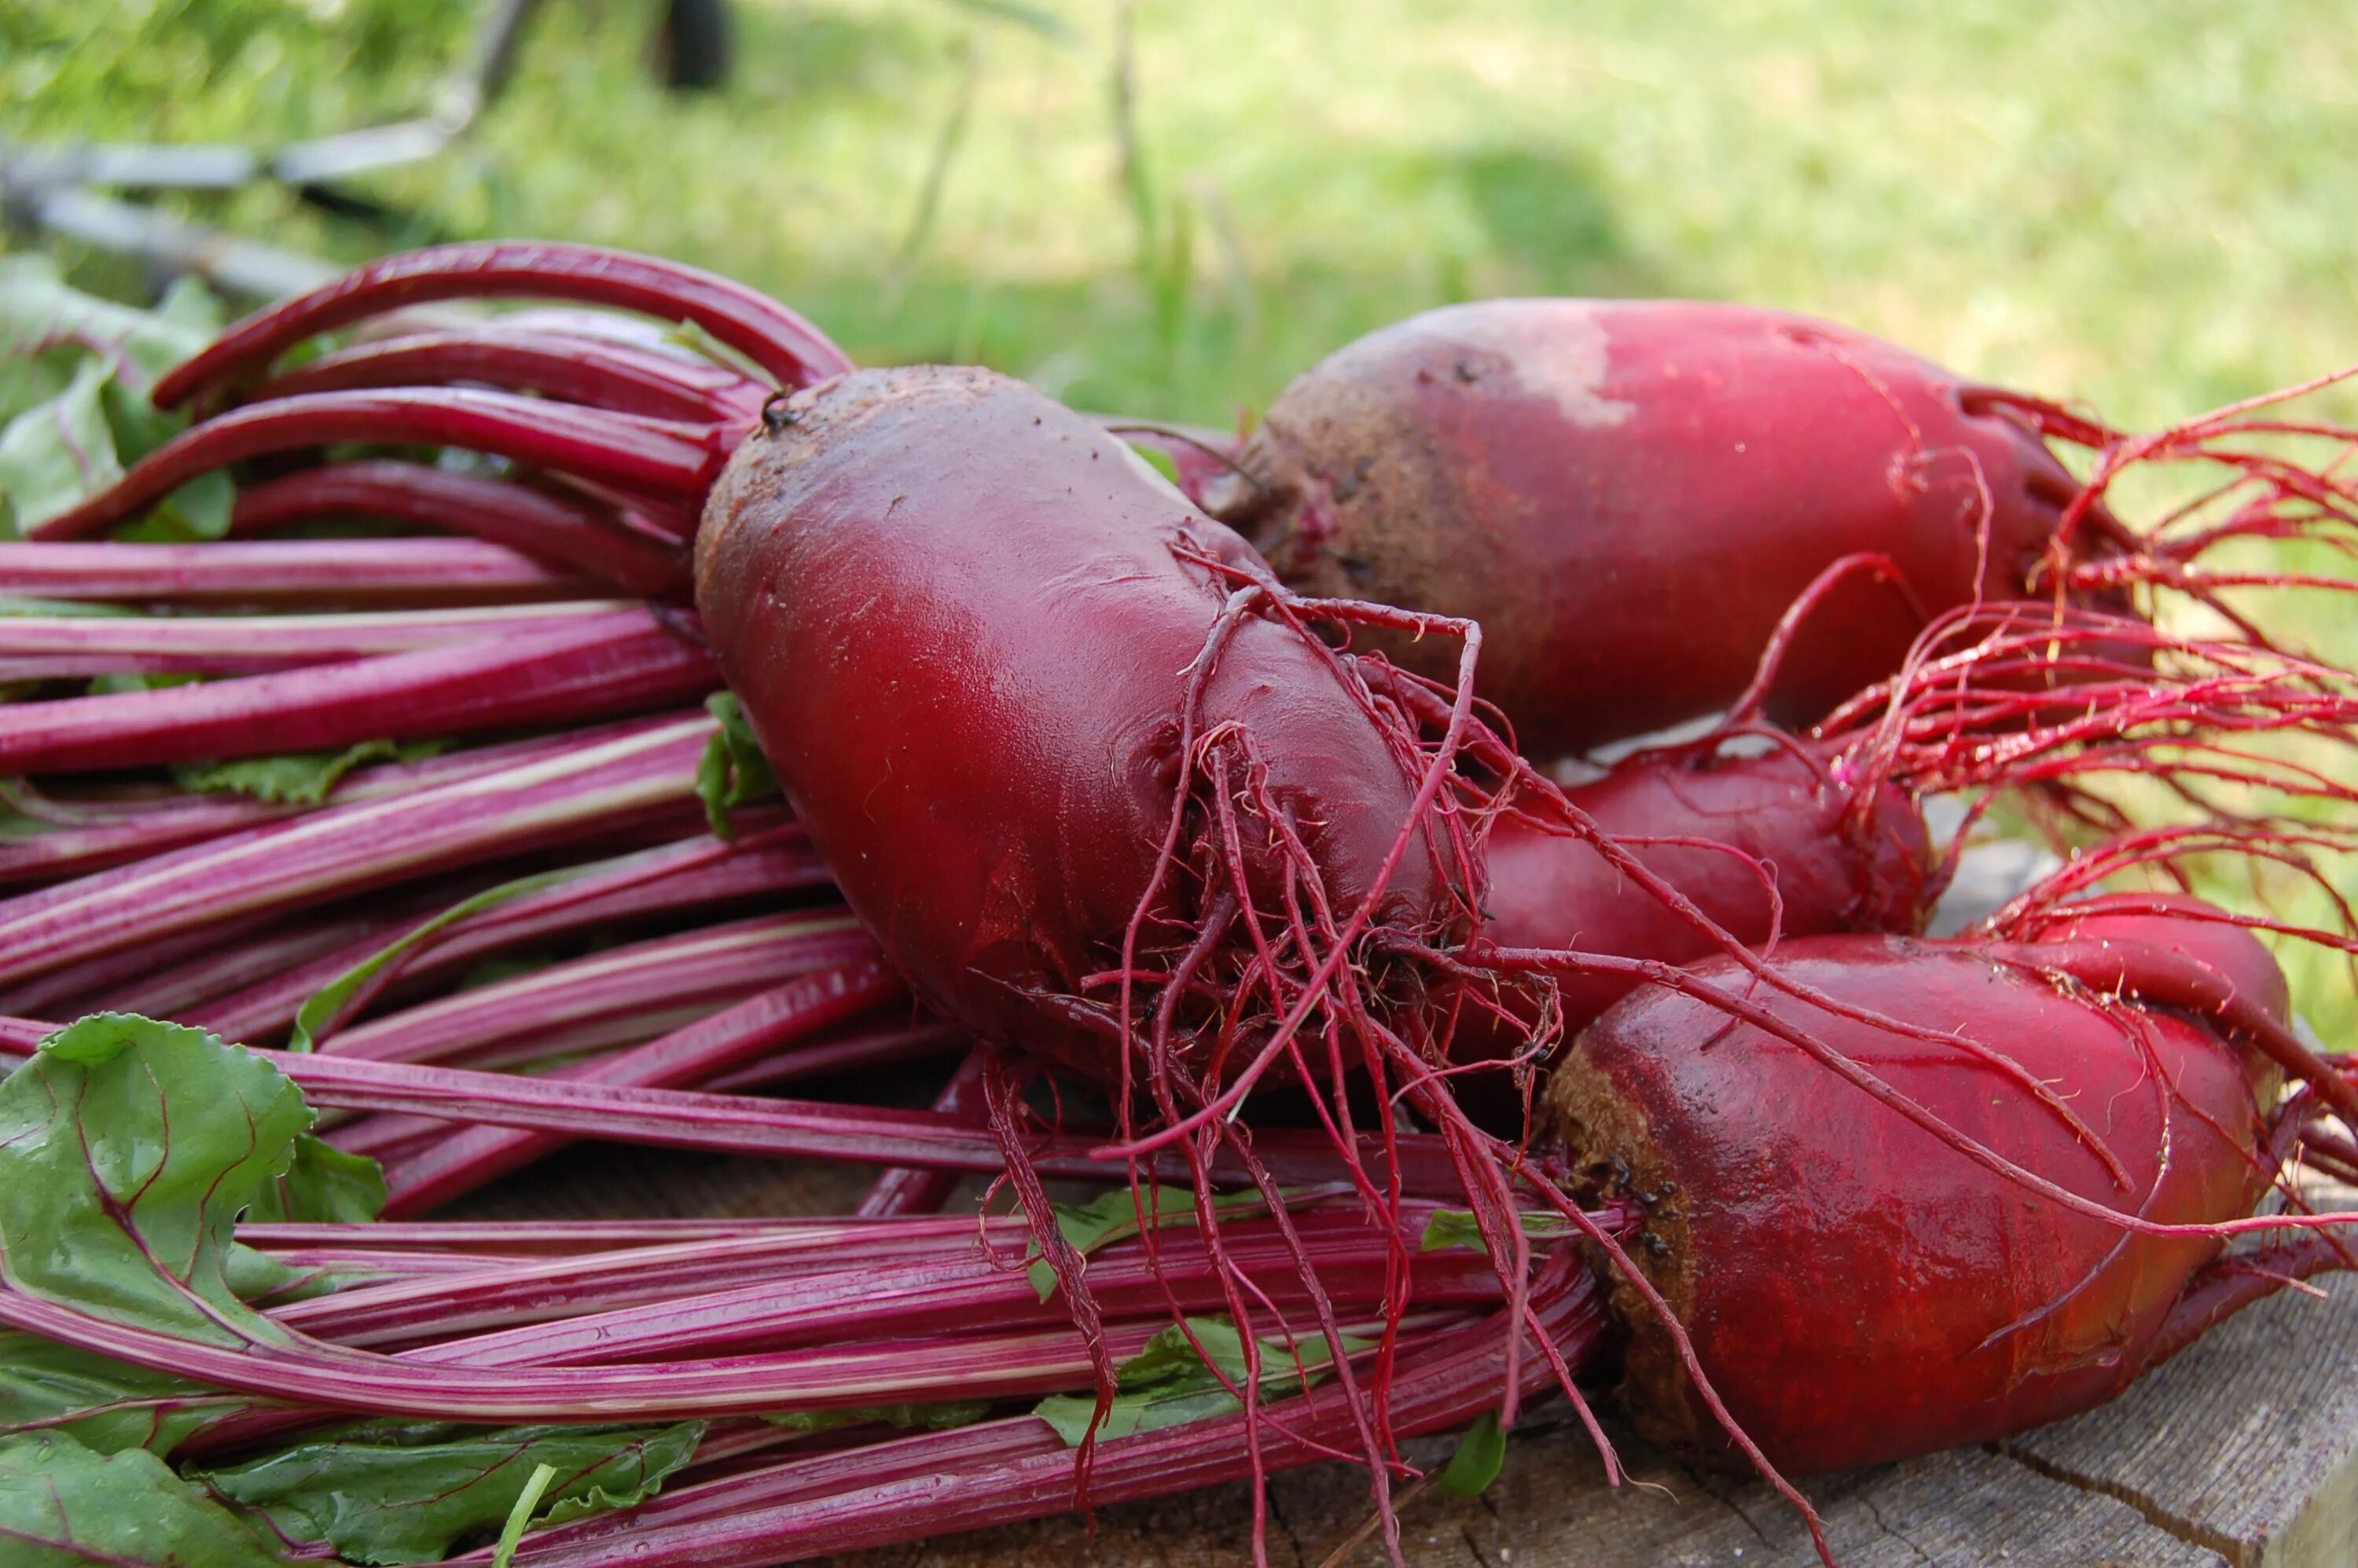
<box><xmin>1202</xmin><ymin>299</ymin><xmax>2128</xmax><ymax>754</ymax></box>
<box><xmin>1476</xmin><ymin>744</ymin><xmax>1934</xmax><ymax>1044</ymax></box>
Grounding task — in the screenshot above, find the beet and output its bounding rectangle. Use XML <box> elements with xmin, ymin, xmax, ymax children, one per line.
<box><xmin>1549</xmin><ymin>922</ymin><xmax>2293</xmax><ymax>1472</ymax></box>
<box><xmin>13</xmin><ymin>241</ymin><xmax>2358</xmax><ymax>1566</ymax></box>
<box><xmin>1479</xmin><ymin>744</ymin><xmax>1933</xmax><ymax>1039</ymax></box>
<box><xmin>1205</xmin><ymin>299</ymin><xmax>2121</xmax><ymax>754</ymax></box>
<box><xmin>692</xmin><ymin>365</ymin><xmax>1469</xmax><ymax>1085</ymax></box>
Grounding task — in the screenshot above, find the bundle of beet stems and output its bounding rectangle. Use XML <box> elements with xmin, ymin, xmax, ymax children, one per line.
<box><xmin>3</xmin><ymin>248</ymin><xmax>2358</xmax><ymax>1568</ymax></box>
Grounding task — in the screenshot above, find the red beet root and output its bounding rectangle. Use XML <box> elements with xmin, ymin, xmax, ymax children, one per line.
<box><xmin>1466</xmin><ymin>743</ymin><xmax>1934</xmax><ymax>1056</ymax></box>
<box><xmin>693</xmin><ymin>365</ymin><xmax>1470</xmax><ymax>1084</ymax></box>
<box><xmin>1203</xmin><ymin>299</ymin><xmax>2127</xmax><ymax>753</ymax></box>
<box><xmin>2006</xmin><ymin>893</ymin><xmax>2294</xmax><ymax>1026</ymax></box>
<box><xmin>1550</xmin><ymin>917</ymin><xmax>2304</xmax><ymax>1473</ymax></box>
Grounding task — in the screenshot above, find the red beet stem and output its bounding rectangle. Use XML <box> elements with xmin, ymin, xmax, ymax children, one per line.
<box><xmin>33</xmin><ymin>389</ymin><xmax>726</xmax><ymax>542</ymax></box>
<box><xmin>321</xmin><ymin>911</ymin><xmax>872</xmax><ymax>1067</ymax></box>
<box><xmin>0</xmin><ymin>538</ymin><xmax>586</xmax><ymax>604</ymax></box>
<box><xmin>368</xmin><ymin>1221</ymin><xmax>1500</xmax><ymax>1371</ymax></box>
<box><xmin>0</xmin><ymin>909</ymin><xmax>288</xmax><ymax>1016</ymax></box>
<box><xmin>705</xmin><ymin>1019</ymin><xmax>965</xmax><ymax>1094</ymax></box>
<box><xmin>0</xmin><ymin>714</ymin><xmax>714</xmax><ymax>987</ymax></box>
<box><xmin>0</xmin><ymin>1037</ymin><xmax>1474</xmax><ymax>1195</ymax></box>
<box><xmin>0</xmin><ymin>1270</ymin><xmax>1405</xmax><ymax>1422</ymax></box>
<box><xmin>253</xmin><ymin>329</ymin><xmax>766</xmax><ymax>424</ymax></box>
<box><xmin>90</xmin><ymin>901</ymin><xmax>442</xmax><ymax>1023</ymax></box>
<box><xmin>373</xmin><ymin>957</ymin><xmax>909</xmax><ymax>1214</ymax></box>
<box><xmin>0</xmin><ymin>727</ymin><xmax>597</xmax><ymax>893</ymax></box>
<box><xmin>152</xmin><ymin>241</ymin><xmax>854</xmax><ymax>408</ymax></box>
<box><xmin>271</xmin><ymin>1214</ymin><xmax>1049</xmax><ymax>1342</ymax></box>
<box><xmin>267</xmin><ymin>1215</ymin><xmax>883</xmax><ymax>1243</ymax></box>
<box><xmin>298</xmin><ymin>1057</ymin><xmax>1460</xmax><ymax>1193</ymax></box>
<box><xmin>266</xmin><ymin>1204</ymin><xmax>1440</xmax><ymax>1342</ymax></box>
<box><xmin>0</xmin><ymin>610</ymin><xmax>716</xmax><ymax>774</ymax></box>
<box><xmin>189</xmin><ymin>822</ymin><xmax>825</xmax><ymax>1045</ymax></box>
<box><xmin>858</xmin><ymin>1048</ymin><xmax>990</xmax><ymax>1217</ymax></box>
<box><xmin>230</xmin><ymin>461</ymin><xmax>692</xmax><ymax>596</ymax></box>
<box><xmin>467</xmin><ymin>1265</ymin><xmax>1606</xmax><ymax>1568</ymax></box>
<box><xmin>0</xmin><ymin>600</ymin><xmax>644</xmax><ymax>679</ymax></box>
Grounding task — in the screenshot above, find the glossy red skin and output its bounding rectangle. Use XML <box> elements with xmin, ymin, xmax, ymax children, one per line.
<box><xmin>2015</xmin><ymin>894</ymin><xmax>2293</xmax><ymax>1028</ymax></box>
<box><xmin>1553</xmin><ymin>931</ymin><xmax>2278</xmax><ymax>1473</ymax></box>
<box><xmin>1454</xmin><ymin>745</ymin><xmax>1934</xmax><ymax>1063</ymax></box>
<box><xmin>693</xmin><ymin>367</ymin><xmax>1448</xmax><ymax>1079</ymax></box>
<box><xmin>1211</xmin><ymin>299</ymin><xmax>2106</xmax><ymax>755</ymax></box>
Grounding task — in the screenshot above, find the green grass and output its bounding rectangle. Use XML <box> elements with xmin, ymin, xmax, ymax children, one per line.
<box><xmin>8</xmin><ymin>0</ymin><xmax>2358</xmax><ymax>1030</ymax></box>
<box><xmin>8</xmin><ymin>0</ymin><xmax>2357</xmax><ymax>427</ymax></box>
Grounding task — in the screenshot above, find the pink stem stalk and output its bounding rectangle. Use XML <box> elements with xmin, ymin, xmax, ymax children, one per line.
<box><xmin>0</xmin><ymin>611</ymin><xmax>717</xmax><ymax>773</ymax></box>
<box><xmin>0</xmin><ymin>600</ymin><xmax>646</xmax><ymax>678</ymax></box>
<box><xmin>0</xmin><ymin>714</ymin><xmax>714</xmax><ymax>987</ymax></box>
<box><xmin>154</xmin><ymin>241</ymin><xmax>854</xmax><ymax>408</ymax></box>
<box><xmin>858</xmin><ymin>1047</ymin><xmax>990</xmax><ymax>1217</ymax></box>
<box><xmin>188</xmin><ymin>821</ymin><xmax>825</xmax><ymax>1045</ymax></box>
<box><xmin>252</xmin><ymin>329</ymin><xmax>766</xmax><ymax>424</ymax></box>
<box><xmin>228</xmin><ymin>461</ymin><xmax>691</xmax><ymax>596</ymax></box>
<box><xmin>0</xmin><ymin>538</ymin><xmax>586</xmax><ymax>605</ymax></box>
<box><xmin>32</xmin><ymin>390</ymin><xmax>727</xmax><ymax>542</ymax></box>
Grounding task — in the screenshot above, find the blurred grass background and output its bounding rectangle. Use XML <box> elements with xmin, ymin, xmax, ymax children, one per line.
<box><xmin>8</xmin><ymin>0</ymin><xmax>2356</xmax><ymax>428</ymax></box>
<box><xmin>8</xmin><ymin>0</ymin><xmax>2358</xmax><ymax>1026</ymax></box>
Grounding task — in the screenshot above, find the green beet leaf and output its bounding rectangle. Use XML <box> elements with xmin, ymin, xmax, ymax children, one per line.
<box><xmin>1034</xmin><ymin>1316</ymin><xmax>1365</xmax><ymax>1446</ymax></box>
<box><xmin>0</xmin><ymin>263</ymin><xmax>221</xmax><ymax>400</ymax></box>
<box><xmin>0</xmin><ymin>1332</ymin><xmax>239</xmax><ymax>1459</ymax></box>
<box><xmin>0</xmin><ymin>357</ymin><xmax>120</xmax><ymax>537</ymax></box>
<box><xmin>0</xmin><ymin>1432</ymin><xmax>292</xmax><ymax>1566</ymax></box>
<box><xmin>288</xmin><ymin>860</ymin><xmax>619</xmax><ymax>1051</ymax></box>
<box><xmin>0</xmin><ymin>1015</ymin><xmax>383</xmax><ymax>1452</ymax></box>
<box><xmin>116</xmin><ymin>466</ymin><xmax>237</xmax><ymax>542</ymax></box>
<box><xmin>245</xmin><ymin>1133</ymin><xmax>390</xmax><ymax>1227</ymax></box>
<box><xmin>695</xmin><ymin>692</ymin><xmax>777</xmax><ymax>841</ymax></box>
<box><xmin>90</xmin><ymin>670</ymin><xmax>200</xmax><ymax>695</ymax></box>
<box><xmin>1417</xmin><ymin>1208</ymin><xmax>1576</xmax><ymax>1255</ymax></box>
<box><xmin>1436</xmin><ymin>1408</ymin><xmax>1507</xmax><ymax>1496</ymax></box>
<box><xmin>762</xmin><ymin>1401</ymin><xmax>990</xmax><ymax>1434</ymax></box>
<box><xmin>0</xmin><ymin>266</ymin><xmax>226</xmax><ymax>539</ymax></box>
<box><xmin>0</xmin><ymin>595</ymin><xmax>141</xmax><ymax>618</ymax></box>
<box><xmin>174</xmin><ymin>739</ymin><xmax>446</xmax><ymax>808</ymax></box>
<box><xmin>1125</xmin><ymin>439</ymin><xmax>1182</xmax><ymax>484</ymax></box>
<box><xmin>1027</xmin><ymin>1184</ymin><xmax>1270</xmax><ymax>1301</ymax></box>
<box><xmin>199</xmin><ymin>1420</ymin><xmax>704</xmax><ymax>1566</ymax></box>
<box><xmin>0</xmin><ymin>1014</ymin><xmax>310</xmax><ymax>1349</ymax></box>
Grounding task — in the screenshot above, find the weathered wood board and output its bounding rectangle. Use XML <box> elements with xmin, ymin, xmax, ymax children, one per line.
<box><xmin>474</xmin><ymin>1145</ymin><xmax>2358</xmax><ymax>1568</ymax></box>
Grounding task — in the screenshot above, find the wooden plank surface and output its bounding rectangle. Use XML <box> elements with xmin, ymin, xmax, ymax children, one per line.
<box><xmin>2004</xmin><ymin>1271</ymin><xmax>2358</xmax><ymax>1568</ymax></box>
<box><xmin>472</xmin><ymin>1145</ymin><xmax>2358</xmax><ymax>1568</ymax></box>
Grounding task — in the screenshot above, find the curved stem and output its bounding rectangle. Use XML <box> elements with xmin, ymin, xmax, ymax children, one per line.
<box><xmin>33</xmin><ymin>390</ymin><xmax>726</xmax><ymax>542</ymax></box>
<box><xmin>231</xmin><ymin>461</ymin><xmax>691</xmax><ymax>597</ymax></box>
<box><xmin>254</xmin><ymin>329</ymin><xmax>766</xmax><ymax>424</ymax></box>
<box><xmin>153</xmin><ymin>241</ymin><xmax>854</xmax><ymax>408</ymax></box>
